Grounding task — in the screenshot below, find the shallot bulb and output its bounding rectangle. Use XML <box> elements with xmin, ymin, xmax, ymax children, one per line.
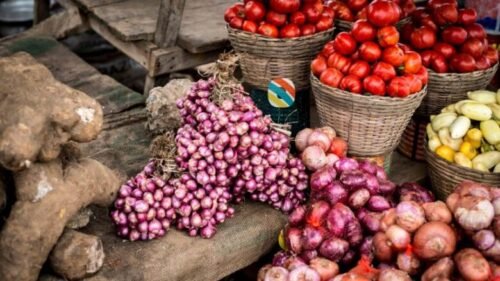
<box><xmin>395</xmin><ymin>201</ymin><xmax>426</xmax><ymax>233</ymax></box>
<box><xmin>295</xmin><ymin>128</ymin><xmax>313</xmax><ymax>152</ymax></box>
<box><xmin>454</xmin><ymin>196</ymin><xmax>495</xmax><ymax>231</ymax></box>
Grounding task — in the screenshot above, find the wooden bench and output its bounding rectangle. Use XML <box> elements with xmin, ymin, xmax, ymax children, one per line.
<box><xmin>35</xmin><ymin>0</ymin><xmax>232</xmax><ymax>95</ymax></box>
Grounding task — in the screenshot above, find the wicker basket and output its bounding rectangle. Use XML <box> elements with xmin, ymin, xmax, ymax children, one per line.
<box><xmin>397</xmin><ymin>117</ymin><xmax>428</xmax><ymax>161</ymax></box>
<box><xmin>424</xmin><ymin>143</ymin><xmax>500</xmax><ymax>200</ymax></box>
<box><xmin>227</xmin><ymin>26</ymin><xmax>334</xmax><ymax>90</ymax></box>
<box><xmin>311</xmin><ymin>74</ymin><xmax>427</xmax><ymax>156</ymax></box>
<box><xmin>335</xmin><ymin>17</ymin><xmax>411</xmax><ymax>32</ymax></box>
<box><xmin>416</xmin><ymin>63</ymin><xmax>498</xmax><ymax>117</ymax></box>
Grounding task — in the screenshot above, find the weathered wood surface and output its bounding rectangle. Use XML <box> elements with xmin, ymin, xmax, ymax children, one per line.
<box><xmin>74</xmin><ymin>0</ymin><xmax>231</xmax><ymax>53</ymax></box>
<box><xmin>154</xmin><ymin>0</ymin><xmax>186</xmax><ymax>48</ymax></box>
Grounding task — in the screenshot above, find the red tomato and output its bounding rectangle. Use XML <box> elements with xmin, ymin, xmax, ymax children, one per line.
<box><xmin>329</xmin><ymin>1</ymin><xmax>354</xmax><ymax>21</ymax></box>
<box><xmin>257</xmin><ymin>23</ymin><xmax>279</xmax><ymax>38</ymax></box>
<box><xmin>382</xmin><ymin>45</ymin><xmax>404</xmax><ymax>67</ymax></box>
<box><xmin>329</xmin><ymin>137</ymin><xmax>347</xmax><ymax>157</ymax></box>
<box><xmin>377</xmin><ymin>26</ymin><xmax>400</xmax><ymax>48</ymax></box>
<box><xmin>414</xmin><ymin>67</ymin><xmax>429</xmax><ymax>85</ymax></box>
<box><xmin>427</xmin><ymin>0</ymin><xmax>457</xmax><ymax>10</ymax></box>
<box><xmin>410</xmin><ymin>26</ymin><xmax>437</xmax><ymax>49</ymax></box>
<box><xmin>328</xmin><ymin>53</ymin><xmax>352</xmax><ymax>74</ymax></box>
<box><xmin>442</xmin><ymin>26</ymin><xmax>468</xmax><ymax>45</ymax></box>
<box><xmin>372</xmin><ymin>61</ymin><xmax>396</xmax><ymax>81</ymax></box>
<box><xmin>351</xmin><ymin>50</ymin><xmax>360</xmax><ymax>60</ymax></box>
<box><xmin>322</xmin><ymin>7</ymin><xmax>336</xmax><ymax>19</ymax></box>
<box><xmin>359</xmin><ymin>41</ymin><xmax>382</xmax><ymax>62</ymax></box>
<box><xmin>476</xmin><ymin>56</ymin><xmax>491</xmax><ymax>70</ymax></box>
<box><xmin>348</xmin><ymin>60</ymin><xmax>371</xmax><ymax>79</ymax></box>
<box><xmin>405</xmin><ymin>74</ymin><xmax>423</xmax><ymax>93</ymax></box>
<box><xmin>244</xmin><ymin>1</ymin><xmax>266</xmax><ymax>22</ymax></box>
<box><xmin>387</xmin><ymin>77</ymin><xmax>411</xmax><ymax>97</ymax></box>
<box><xmin>270</xmin><ymin>0</ymin><xmax>300</xmax><ymax>14</ymax></box>
<box><xmin>411</xmin><ymin>7</ymin><xmax>428</xmax><ymax>23</ymax></box>
<box><xmin>433</xmin><ymin>42</ymin><xmax>456</xmax><ymax>60</ymax></box>
<box><xmin>321</xmin><ymin>42</ymin><xmax>336</xmax><ymax>58</ymax></box>
<box><xmin>351</xmin><ymin>20</ymin><xmax>376</xmax><ymax>43</ymax></box>
<box><xmin>403</xmin><ymin>51</ymin><xmax>423</xmax><ymax>74</ymax></box>
<box><xmin>303</xmin><ymin>2</ymin><xmax>323</xmax><ymax>24</ymax></box>
<box><xmin>400</xmin><ymin>23</ymin><xmax>415</xmax><ymax>43</ymax></box>
<box><xmin>280</xmin><ymin>23</ymin><xmax>301</xmax><ymax>38</ymax></box>
<box><xmin>400</xmin><ymin>0</ymin><xmax>416</xmax><ymax>18</ymax></box>
<box><xmin>485</xmin><ymin>46</ymin><xmax>499</xmax><ymax>64</ymax></box>
<box><xmin>458</xmin><ymin>8</ymin><xmax>477</xmax><ymax>25</ymax></box>
<box><xmin>398</xmin><ymin>43</ymin><xmax>412</xmax><ymax>53</ymax></box>
<box><xmin>461</xmin><ymin>38</ymin><xmax>485</xmax><ymax>59</ymax></box>
<box><xmin>320</xmin><ymin>68</ymin><xmax>344</xmax><ymax>87</ymax></box>
<box><xmin>420</xmin><ymin>16</ymin><xmax>438</xmax><ymax>33</ymax></box>
<box><xmin>466</xmin><ymin>23</ymin><xmax>487</xmax><ymax>40</ymax></box>
<box><xmin>420</xmin><ymin>50</ymin><xmax>438</xmax><ymax>67</ymax></box>
<box><xmin>229</xmin><ymin>17</ymin><xmax>244</xmax><ymax>29</ymax></box>
<box><xmin>431</xmin><ymin>53</ymin><xmax>448</xmax><ymax>73</ymax></box>
<box><xmin>450</xmin><ymin>53</ymin><xmax>476</xmax><ymax>73</ymax></box>
<box><xmin>333</xmin><ymin>32</ymin><xmax>357</xmax><ymax>55</ymax></box>
<box><xmin>366</xmin><ymin>0</ymin><xmax>401</xmax><ymax>27</ymax></box>
<box><xmin>301</xmin><ymin>24</ymin><xmax>317</xmax><ymax>36</ymax></box>
<box><xmin>340</xmin><ymin>75</ymin><xmax>363</xmax><ymax>93</ymax></box>
<box><xmin>242</xmin><ymin>20</ymin><xmax>258</xmax><ymax>33</ymax></box>
<box><xmin>266</xmin><ymin>11</ymin><xmax>287</xmax><ymax>27</ymax></box>
<box><xmin>316</xmin><ymin>15</ymin><xmax>334</xmax><ymax>31</ymax></box>
<box><xmin>290</xmin><ymin>11</ymin><xmax>306</xmax><ymax>25</ymax></box>
<box><xmin>363</xmin><ymin>75</ymin><xmax>386</xmax><ymax>96</ymax></box>
<box><xmin>311</xmin><ymin>55</ymin><xmax>328</xmax><ymax>77</ymax></box>
<box><xmin>347</xmin><ymin>0</ymin><xmax>368</xmax><ymax>12</ymax></box>
<box><xmin>356</xmin><ymin>6</ymin><xmax>368</xmax><ymax>20</ymax></box>
<box><xmin>224</xmin><ymin>3</ymin><xmax>245</xmax><ymax>23</ymax></box>
<box><xmin>432</xmin><ymin>3</ymin><xmax>458</xmax><ymax>25</ymax></box>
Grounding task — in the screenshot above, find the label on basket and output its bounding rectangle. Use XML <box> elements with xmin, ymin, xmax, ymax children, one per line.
<box><xmin>267</xmin><ymin>78</ymin><xmax>296</xmax><ymax>108</ymax></box>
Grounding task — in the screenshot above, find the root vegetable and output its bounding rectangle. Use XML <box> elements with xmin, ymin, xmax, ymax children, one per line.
<box><xmin>348</xmin><ymin>188</ymin><xmax>370</xmax><ymax>209</ymax></box>
<box><xmin>334</xmin><ymin>158</ymin><xmax>359</xmax><ymax>173</ymax></box>
<box><xmin>454</xmin><ymin>248</ymin><xmax>491</xmax><ymax>281</ymax></box>
<box><xmin>311</xmin><ymin>166</ymin><xmax>336</xmax><ymax>192</ymax></box>
<box><xmin>289</xmin><ymin>205</ymin><xmax>306</xmax><ymax>226</ymax></box>
<box><xmin>49</xmin><ymin>230</ymin><xmax>104</xmax><ymax>280</ymax></box>
<box><xmin>395</xmin><ymin>201</ymin><xmax>426</xmax><ymax>233</ymax></box>
<box><xmin>396</xmin><ymin>252</ymin><xmax>420</xmax><ymax>275</ymax></box>
<box><xmin>367</xmin><ymin>195</ymin><xmax>391</xmax><ymax>212</ymax></box>
<box><xmin>0</xmin><ymin>158</ymin><xmax>121</xmax><ymax>281</ymax></box>
<box><xmin>320</xmin><ymin>127</ymin><xmax>337</xmax><ymax>141</ymax></box>
<box><xmin>455</xmin><ymin>181</ymin><xmax>492</xmax><ymax>200</ymax></box>
<box><xmin>309</xmin><ymin>257</ymin><xmax>339</xmax><ymax>281</ymax></box>
<box><xmin>289</xmin><ymin>266</ymin><xmax>321</xmax><ymax>281</ymax></box>
<box><xmin>265</xmin><ymin>266</ymin><xmax>289</xmax><ymax>281</ymax></box>
<box><xmin>454</xmin><ymin>196</ymin><xmax>495</xmax><ymax>231</ymax></box>
<box><xmin>284</xmin><ymin>256</ymin><xmax>306</xmax><ymax>271</ymax></box>
<box><xmin>332</xmin><ymin>273</ymin><xmax>371</xmax><ymax>281</ymax></box>
<box><xmin>340</xmin><ymin>170</ymin><xmax>367</xmax><ymax>189</ymax></box>
<box><xmin>287</xmin><ymin>227</ymin><xmax>304</xmax><ymax>253</ymax></box>
<box><xmin>380</xmin><ymin>208</ymin><xmax>396</xmax><ymax>232</ymax></box>
<box><xmin>307</xmin><ymin>130</ymin><xmax>332</xmax><ymax>152</ymax></box>
<box><xmin>258</xmin><ymin>264</ymin><xmax>272</xmax><ymax>281</ymax></box>
<box><xmin>306</xmin><ymin>201</ymin><xmax>330</xmax><ymax>227</ymax></box>
<box><xmin>413</xmin><ymin>222</ymin><xmax>456</xmax><ymax>260</ymax></box>
<box><xmin>318</xmin><ymin>182</ymin><xmax>348</xmax><ymax>206</ymax></box>
<box><xmin>302</xmin><ymin>226</ymin><xmax>325</xmax><ymax>250</ymax></box>
<box><xmin>473</xmin><ymin>230</ymin><xmax>496</xmax><ymax>251</ymax></box>
<box><xmin>386</xmin><ymin>225</ymin><xmax>411</xmax><ymax>251</ymax></box>
<box><xmin>421</xmin><ymin>257</ymin><xmax>454</xmax><ymax>281</ymax></box>
<box><xmin>302</xmin><ymin>146</ymin><xmax>327</xmax><ymax>171</ymax></box>
<box><xmin>296</xmin><ymin>128</ymin><xmax>313</xmax><ymax>152</ymax></box>
<box><xmin>373</xmin><ymin>232</ymin><xmax>394</xmax><ymax>262</ymax></box>
<box><xmin>377</xmin><ymin>268</ymin><xmax>411</xmax><ymax>281</ymax></box>
<box><xmin>319</xmin><ymin>237</ymin><xmax>349</xmax><ymax>262</ymax></box>
<box><xmin>422</xmin><ymin>201</ymin><xmax>452</xmax><ymax>224</ymax></box>
<box><xmin>397</xmin><ymin>183</ymin><xmax>435</xmax><ymax>203</ymax></box>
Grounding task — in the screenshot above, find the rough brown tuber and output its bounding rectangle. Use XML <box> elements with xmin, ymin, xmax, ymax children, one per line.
<box><xmin>49</xmin><ymin>229</ymin><xmax>105</xmax><ymax>280</ymax></box>
<box><xmin>0</xmin><ymin>158</ymin><xmax>120</xmax><ymax>281</ymax></box>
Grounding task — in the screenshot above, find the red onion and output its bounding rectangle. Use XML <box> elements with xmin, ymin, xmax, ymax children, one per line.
<box><xmin>264</xmin><ymin>267</ymin><xmax>289</xmax><ymax>281</ymax></box>
<box><xmin>302</xmin><ymin>145</ymin><xmax>327</xmax><ymax>171</ymax></box>
<box><xmin>319</xmin><ymin>237</ymin><xmax>349</xmax><ymax>262</ymax></box>
<box><xmin>367</xmin><ymin>196</ymin><xmax>391</xmax><ymax>212</ymax></box>
<box><xmin>334</xmin><ymin>158</ymin><xmax>359</xmax><ymax>172</ymax></box>
<box><xmin>395</xmin><ymin>201</ymin><xmax>426</xmax><ymax>233</ymax></box>
<box><xmin>310</xmin><ymin>166</ymin><xmax>336</xmax><ymax>192</ymax></box>
<box><xmin>295</xmin><ymin>128</ymin><xmax>313</xmax><ymax>152</ymax></box>
<box><xmin>288</xmin><ymin>205</ymin><xmax>306</xmax><ymax>226</ymax></box>
<box><xmin>348</xmin><ymin>188</ymin><xmax>370</xmax><ymax>209</ymax></box>
<box><xmin>306</xmin><ymin>201</ymin><xmax>330</xmax><ymax>227</ymax></box>
<box><xmin>386</xmin><ymin>225</ymin><xmax>411</xmax><ymax>251</ymax></box>
<box><xmin>302</xmin><ymin>226</ymin><xmax>325</xmax><ymax>250</ymax></box>
<box><xmin>288</xmin><ymin>265</ymin><xmax>321</xmax><ymax>281</ymax></box>
<box><xmin>287</xmin><ymin>227</ymin><xmax>303</xmax><ymax>253</ymax></box>
<box><xmin>307</xmin><ymin>130</ymin><xmax>331</xmax><ymax>152</ymax></box>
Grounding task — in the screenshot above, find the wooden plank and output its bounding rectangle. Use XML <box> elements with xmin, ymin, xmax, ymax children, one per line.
<box><xmin>154</xmin><ymin>0</ymin><xmax>186</xmax><ymax>48</ymax></box>
<box><xmin>148</xmin><ymin>46</ymin><xmax>221</xmax><ymax>76</ymax></box>
<box><xmin>73</xmin><ymin>0</ymin><xmax>124</xmax><ymax>9</ymax></box>
<box><xmin>27</xmin><ymin>7</ymin><xmax>88</xmax><ymax>39</ymax></box>
<box><xmin>34</xmin><ymin>0</ymin><xmax>51</xmax><ymax>24</ymax></box>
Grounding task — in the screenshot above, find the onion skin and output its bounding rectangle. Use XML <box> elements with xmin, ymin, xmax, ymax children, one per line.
<box><xmin>421</xmin><ymin>257</ymin><xmax>454</xmax><ymax>281</ymax></box>
<box><xmin>311</xmin><ymin>166</ymin><xmax>337</xmax><ymax>192</ymax></box>
<box><xmin>320</xmin><ymin>126</ymin><xmax>337</xmax><ymax>141</ymax></box>
<box><xmin>454</xmin><ymin>248</ymin><xmax>491</xmax><ymax>281</ymax></box>
<box><xmin>306</xmin><ymin>201</ymin><xmax>331</xmax><ymax>228</ymax></box>
<box><xmin>289</xmin><ymin>205</ymin><xmax>306</xmax><ymax>226</ymax></box>
<box><xmin>348</xmin><ymin>188</ymin><xmax>370</xmax><ymax>209</ymax></box>
<box><xmin>258</xmin><ymin>264</ymin><xmax>272</xmax><ymax>281</ymax></box>
<box><xmin>413</xmin><ymin>222</ymin><xmax>457</xmax><ymax>261</ymax></box>
<box><xmin>377</xmin><ymin>268</ymin><xmax>411</xmax><ymax>281</ymax></box>
<box><xmin>396</xmin><ymin>252</ymin><xmax>420</xmax><ymax>275</ymax></box>
<box><xmin>454</xmin><ymin>196</ymin><xmax>495</xmax><ymax>231</ymax></box>
<box><xmin>373</xmin><ymin>232</ymin><xmax>394</xmax><ymax>262</ymax></box>
<box><xmin>264</xmin><ymin>266</ymin><xmax>289</xmax><ymax>281</ymax></box>
<box><xmin>473</xmin><ymin>230</ymin><xmax>496</xmax><ymax>251</ymax></box>
<box><xmin>380</xmin><ymin>208</ymin><xmax>396</xmax><ymax>232</ymax></box>
<box><xmin>455</xmin><ymin>181</ymin><xmax>492</xmax><ymax>200</ymax></box>
<box><xmin>318</xmin><ymin>181</ymin><xmax>348</xmax><ymax>206</ymax></box>
<box><xmin>386</xmin><ymin>225</ymin><xmax>411</xmax><ymax>251</ymax></box>
<box><xmin>332</xmin><ymin>273</ymin><xmax>371</xmax><ymax>281</ymax></box>
<box><xmin>397</xmin><ymin>182</ymin><xmax>435</xmax><ymax>203</ymax></box>
<box><xmin>296</xmin><ymin>128</ymin><xmax>313</xmax><ymax>152</ymax></box>
<box><xmin>422</xmin><ymin>201</ymin><xmax>452</xmax><ymax>224</ymax></box>
<box><xmin>302</xmin><ymin>145</ymin><xmax>327</xmax><ymax>171</ymax></box>
<box><xmin>309</xmin><ymin>257</ymin><xmax>339</xmax><ymax>281</ymax></box>
<box><xmin>287</xmin><ymin>227</ymin><xmax>303</xmax><ymax>253</ymax></box>
<box><xmin>319</xmin><ymin>237</ymin><xmax>349</xmax><ymax>262</ymax></box>
<box><xmin>288</xmin><ymin>265</ymin><xmax>321</xmax><ymax>281</ymax></box>
<box><xmin>395</xmin><ymin>201</ymin><xmax>426</xmax><ymax>233</ymax></box>
<box><xmin>307</xmin><ymin>130</ymin><xmax>332</xmax><ymax>152</ymax></box>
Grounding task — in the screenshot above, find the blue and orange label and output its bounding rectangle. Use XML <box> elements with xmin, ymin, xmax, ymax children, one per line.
<box><xmin>267</xmin><ymin>78</ymin><xmax>296</xmax><ymax>108</ymax></box>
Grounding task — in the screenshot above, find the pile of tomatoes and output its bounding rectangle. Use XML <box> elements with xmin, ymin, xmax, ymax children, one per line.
<box><xmin>328</xmin><ymin>0</ymin><xmax>415</xmax><ymax>23</ymax></box>
<box><xmin>311</xmin><ymin>1</ymin><xmax>427</xmax><ymax>98</ymax></box>
<box><xmin>402</xmin><ymin>0</ymin><xmax>499</xmax><ymax>73</ymax></box>
<box><xmin>224</xmin><ymin>0</ymin><xmax>335</xmax><ymax>38</ymax></box>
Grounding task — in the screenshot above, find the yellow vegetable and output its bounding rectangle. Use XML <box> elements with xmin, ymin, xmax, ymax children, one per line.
<box><xmin>488</xmin><ymin>103</ymin><xmax>500</xmax><ymax>120</ymax></box>
<box><xmin>449</xmin><ymin>116</ymin><xmax>471</xmax><ymax>139</ymax></box>
<box><xmin>454</xmin><ymin>99</ymin><xmax>476</xmax><ymax>114</ymax></box>
<box><xmin>428</xmin><ymin>136</ymin><xmax>442</xmax><ymax>152</ymax></box>
<box><xmin>494</xmin><ymin>163</ymin><xmax>500</xmax><ymax>173</ymax></box>
<box><xmin>431</xmin><ymin>112</ymin><xmax>457</xmax><ymax>131</ymax></box>
<box><xmin>464</xmin><ymin>128</ymin><xmax>482</xmax><ymax>149</ymax></box>
<box><xmin>497</xmin><ymin>89</ymin><xmax>500</xmax><ymax>104</ymax></box>
<box><xmin>278</xmin><ymin>229</ymin><xmax>287</xmax><ymax>250</ymax></box>
<box><xmin>460</xmin><ymin>102</ymin><xmax>493</xmax><ymax>121</ymax></box>
<box><xmin>441</xmin><ymin>104</ymin><xmax>456</xmax><ymax>113</ymax></box>
<box><xmin>426</xmin><ymin>124</ymin><xmax>437</xmax><ymax>138</ymax></box>
<box><xmin>480</xmin><ymin>120</ymin><xmax>500</xmax><ymax>145</ymax></box>
<box><xmin>481</xmin><ymin>141</ymin><xmax>495</xmax><ymax>153</ymax></box>
<box><xmin>454</xmin><ymin>152</ymin><xmax>472</xmax><ymax>168</ymax></box>
<box><xmin>459</xmin><ymin>142</ymin><xmax>477</xmax><ymax>160</ymax></box>
<box><xmin>467</xmin><ymin>90</ymin><xmax>497</xmax><ymax>104</ymax></box>
<box><xmin>473</xmin><ymin>162</ymin><xmax>489</xmax><ymax>172</ymax></box>
<box><xmin>438</xmin><ymin>128</ymin><xmax>462</xmax><ymax>151</ymax></box>
<box><xmin>436</xmin><ymin>145</ymin><xmax>455</xmax><ymax>162</ymax></box>
<box><xmin>472</xmin><ymin>151</ymin><xmax>500</xmax><ymax>170</ymax></box>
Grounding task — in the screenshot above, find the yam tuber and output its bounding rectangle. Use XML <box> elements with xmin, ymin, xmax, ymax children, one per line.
<box><xmin>0</xmin><ymin>158</ymin><xmax>121</xmax><ymax>281</ymax></box>
<box><xmin>49</xmin><ymin>230</ymin><xmax>105</xmax><ymax>280</ymax></box>
<box><xmin>0</xmin><ymin>52</ymin><xmax>103</xmax><ymax>171</ymax></box>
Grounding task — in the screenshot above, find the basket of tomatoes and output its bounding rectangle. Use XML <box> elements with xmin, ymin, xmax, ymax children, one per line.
<box><xmin>310</xmin><ymin>1</ymin><xmax>427</xmax><ymax>156</ymax></box>
<box><xmin>327</xmin><ymin>0</ymin><xmax>415</xmax><ymax>31</ymax></box>
<box><xmin>401</xmin><ymin>0</ymin><xmax>499</xmax><ymax>117</ymax></box>
<box><xmin>224</xmin><ymin>0</ymin><xmax>335</xmax><ymax>90</ymax></box>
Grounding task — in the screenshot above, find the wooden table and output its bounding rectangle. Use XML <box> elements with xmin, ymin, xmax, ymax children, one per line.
<box><xmin>0</xmin><ymin>35</ymin><xmax>428</xmax><ymax>281</ymax></box>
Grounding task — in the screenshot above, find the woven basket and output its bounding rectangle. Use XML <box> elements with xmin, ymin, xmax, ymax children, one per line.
<box><xmin>311</xmin><ymin>74</ymin><xmax>426</xmax><ymax>156</ymax></box>
<box><xmin>424</xmin><ymin>143</ymin><xmax>500</xmax><ymax>200</ymax></box>
<box><xmin>227</xmin><ymin>26</ymin><xmax>334</xmax><ymax>90</ymax></box>
<box><xmin>416</xmin><ymin>63</ymin><xmax>498</xmax><ymax>117</ymax></box>
<box><xmin>397</xmin><ymin>117</ymin><xmax>428</xmax><ymax>161</ymax></box>
<box><xmin>335</xmin><ymin>17</ymin><xmax>411</xmax><ymax>32</ymax></box>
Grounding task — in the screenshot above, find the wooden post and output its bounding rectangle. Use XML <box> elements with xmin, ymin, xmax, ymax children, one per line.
<box><xmin>154</xmin><ymin>0</ymin><xmax>186</xmax><ymax>48</ymax></box>
<box><xmin>34</xmin><ymin>0</ymin><xmax>51</xmax><ymax>24</ymax></box>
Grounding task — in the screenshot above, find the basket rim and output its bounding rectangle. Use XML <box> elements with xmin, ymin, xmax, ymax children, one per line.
<box><xmin>335</xmin><ymin>16</ymin><xmax>411</xmax><ymax>25</ymax></box>
<box><xmin>424</xmin><ymin>139</ymin><xmax>500</xmax><ymax>175</ymax></box>
<box><xmin>428</xmin><ymin>63</ymin><xmax>499</xmax><ymax>78</ymax></box>
<box><xmin>227</xmin><ymin>25</ymin><xmax>335</xmax><ymax>43</ymax></box>
<box><xmin>310</xmin><ymin>73</ymin><xmax>427</xmax><ymax>104</ymax></box>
